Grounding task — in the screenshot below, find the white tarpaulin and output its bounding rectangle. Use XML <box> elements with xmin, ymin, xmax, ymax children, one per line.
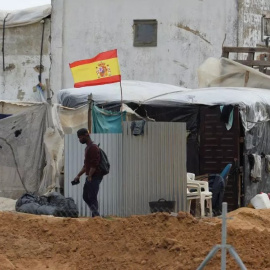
<box><xmin>57</xmin><ymin>80</ymin><xmax>190</xmax><ymax>108</ymax></box>
<box><xmin>0</xmin><ymin>4</ymin><xmax>51</xmax><ymax>28</ymax></box>
<box><xmin>144</xmin><ymin>87</ymin><xmax>270</xmax><ymax>131</ymax></box>
<box><xmin>198</xmin><ymin>57</ymin><xmax>270</xmax><ymax>89</ymax></box>
<box><xmin>57</xmin><ymin>80</ymin><xmax>270</xmax><ymax>132</ymax></box>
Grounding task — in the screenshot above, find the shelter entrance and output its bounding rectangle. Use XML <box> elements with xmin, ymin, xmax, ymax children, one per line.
<box><xmin>199</xmin><ymin>106</ymin><xmax>241</xmax><ymax>211</ymax></box>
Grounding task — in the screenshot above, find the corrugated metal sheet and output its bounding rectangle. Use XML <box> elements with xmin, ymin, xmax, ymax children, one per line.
<box><xmin>64</xmin><ymin>122</ymin><xmax>186</xmax><ymax>217</ymax></box>
<box><xmin>64</xmin><ymin>134</ymin><xmax>123</xmax><ymax>217</ymax></box>
<box><xmin>122</xmin><ymin>122</ymin><xmax>186</xmax><ymax>215</ymax></box>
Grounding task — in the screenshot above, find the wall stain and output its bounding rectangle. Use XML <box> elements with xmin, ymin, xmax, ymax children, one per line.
<box><xmin>34</xmin><ymin>65</ymin><xmax>44</xmax><ymax>73</ymax></box>
<box><xmin>5</xmin><ymin>64</ymin><xmax>15</xmax><ymax>71</ymax></box>
<box><xmin>176</xmin><ymin>23</ymin><xmax>211</xmax><ymax>44</ymax></box>
<box><xmin>173</xmin><ymin>60</ymin><xmax>188</xmax><ymax>69</ymax></box>
<box><xmin>17</xmin><ymin>89</ymin><xmax>25</xmax><ymax>100</ymax></box>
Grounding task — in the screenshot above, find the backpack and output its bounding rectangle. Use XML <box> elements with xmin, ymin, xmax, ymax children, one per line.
<box><xmin>98</xmin><ymin>144</ymin><xmax>110</xmax><ymax>175</ymax></box>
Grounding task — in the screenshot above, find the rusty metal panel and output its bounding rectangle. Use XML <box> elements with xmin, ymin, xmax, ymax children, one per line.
<box><xmin>122</xmin><ymin>122</ymin><xmax>186</xmax><ymax>215</ymax></box>
<box><xmin>199</xmin><ymin>106</ymin><xmax>240</xmax><ymax>211</ymax></box>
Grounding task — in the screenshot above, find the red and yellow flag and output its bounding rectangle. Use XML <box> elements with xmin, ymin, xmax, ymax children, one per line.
<box><xmin>69</xmin><ymin>49</ymin><xmax>121</xmax><ymax>88</ymax></box>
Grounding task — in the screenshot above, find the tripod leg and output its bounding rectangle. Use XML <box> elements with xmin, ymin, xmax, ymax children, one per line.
<box><xmin>228</xmin><ymin>246</ymin><xmax>247</xmax><ymax>270</ymax></box>
<box><xmin>197</xmin><ymin>246</ymin><xmax>220</xmax><ymax>270</ymax></box>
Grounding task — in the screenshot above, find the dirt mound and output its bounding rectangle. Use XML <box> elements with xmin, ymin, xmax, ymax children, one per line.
<box><xmin>227</xmin><ymin>207</ymin><xmax>270</xmax><ymax>231</ymax></box>
<box><xmin>0</xmin><ymin>209</ymin><xmax>269</xmax><ymax>269</ymax></box>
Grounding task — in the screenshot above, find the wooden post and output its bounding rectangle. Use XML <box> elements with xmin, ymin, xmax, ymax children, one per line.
<box><xmin>88</xmin><ymin>94</ymin><xmax>93</xmax><ymax>133</ymax></box>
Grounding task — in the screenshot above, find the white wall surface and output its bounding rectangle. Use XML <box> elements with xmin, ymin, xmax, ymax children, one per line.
<box><xmin>0</xmin><ymin>20</ymin><xmax>51</xmax><ymax>102</ymax></box>
<box><xmin>50</xmin><ymin>0</ymin><xmax>238</xmax><ymax>100</ymax></box>
<box><xmin>238</xmin><ymin>0</ymin><xmax>270</xmax><ymax>47</ymax></box>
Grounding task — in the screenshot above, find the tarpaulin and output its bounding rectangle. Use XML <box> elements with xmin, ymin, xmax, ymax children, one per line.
<box><xmin>0</xmin><ymin>105</ymin><xmax>47</xmax><ymax>198</ymax></box>
<box><xmin>0</xmin><ymin>114</ymin><xmax>11</xmax><ymax>120</ymax></box>
<box><xmin>92</xmin><ymin>105</ymin><xmax>126</xmax><ymax>133</ymax></box>
<box><xmin>0</xmin><ymin>102</ymin><xmax>64</xmax><ymax>199</ymax></box>
<box><xmin>0</xmin><ymin>5</ymin><xmax>51</xmax><ymax>28</ymax></box>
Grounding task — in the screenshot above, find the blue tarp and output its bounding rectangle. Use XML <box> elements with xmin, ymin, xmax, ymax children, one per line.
<box><xmin>92</xmin><ymin>105</ymin><xmax>126</xmax><ymax>133</ymax></box>
<box><xmin>0</xmin><ymin>114</ymin><xmax>11</xmax><ymax>120</ymax></box>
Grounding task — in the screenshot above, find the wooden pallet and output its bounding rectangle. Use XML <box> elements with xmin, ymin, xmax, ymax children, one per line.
<box><xmin>222</xmin><ymin>47</ymin><xmax>270</xmax><ymax>74</ymax></box>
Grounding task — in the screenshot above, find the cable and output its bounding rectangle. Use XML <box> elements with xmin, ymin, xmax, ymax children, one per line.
<box><xmin>2</xmin><ymin>14</ymin><xmax>9</xmax><ymax>72</ymax></box>
<box><xmin>0</xmin><ymin>137</ymin><xmax>28</xmax><ymax>192</ymax></box>
<box><xmin>39</xmin><ymin>19</ymin><xmax>45</xmax><ymax>83</ymax></box>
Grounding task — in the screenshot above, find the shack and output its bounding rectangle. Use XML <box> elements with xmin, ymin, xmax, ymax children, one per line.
<box><xmin>58</xmin><ymin>77</ymin><xmax>270</xmax><ymax>212</ymax></box>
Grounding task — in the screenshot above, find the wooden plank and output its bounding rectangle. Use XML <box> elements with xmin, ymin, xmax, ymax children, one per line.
<box><xmin>199</xmin><ymin>106</ymin><xmax>240</xmax><ymax>211</ymax></box>
<box><xmin>223</xmin><ymin>47</ymin><xmax>270</xmax><ymax>53</ymax></box>
<box><xmin>235</xmin><ymin>60</ymin><xmax>270</xmax><ymax>67</ymax></box>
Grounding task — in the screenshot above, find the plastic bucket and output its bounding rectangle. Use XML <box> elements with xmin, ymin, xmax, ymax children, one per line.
<box><xmin>149</xmin><ymin>199</ymin><xmax>175</xmax><ymax>213</ymax></box>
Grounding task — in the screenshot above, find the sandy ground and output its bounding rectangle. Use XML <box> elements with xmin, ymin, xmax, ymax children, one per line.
<box><xmin>0</xmin><ymin>208</ymin><xmax>269</xmax><ymax>270</ymax></box>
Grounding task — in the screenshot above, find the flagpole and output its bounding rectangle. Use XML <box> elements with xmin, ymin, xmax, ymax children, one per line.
<box><xmin>120</xmin><ymin>80</ymin><xmax>124</xmax><ymax>131</ymax></box>
<box><xmin>120</xmin><ymin>80</ymin><xmax>123</xmax><ymax>112</ymax></box>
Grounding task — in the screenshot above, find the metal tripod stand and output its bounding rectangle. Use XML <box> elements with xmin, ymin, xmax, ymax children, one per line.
<box><xmin>197</xmin><ymin>202</ymin><xmax>247</xmax><ymax>270</ymax></box>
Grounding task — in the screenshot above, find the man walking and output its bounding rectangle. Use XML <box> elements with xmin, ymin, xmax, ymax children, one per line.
<box><xmin>72</xmin><ymin>128</ymin><xmax>103</xmax><ymax>217</ymax></box>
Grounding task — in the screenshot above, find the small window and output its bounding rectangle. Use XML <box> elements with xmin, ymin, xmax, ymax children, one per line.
<box><xmin>133</xmin><ymin>20</ymin><xmax>157</xmax><ymax>47</ymax></box>
<box><xmin>262</xmin><ymin>15</ymin><xmax>270</xmax><ymax>41</ymax></box>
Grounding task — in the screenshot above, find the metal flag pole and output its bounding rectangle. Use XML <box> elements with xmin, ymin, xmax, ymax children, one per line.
<box><xmin>120</xmin><ymin>80</ymin><xmax>124</xmax><ymax>131</ymax></box>
<box><xmin>88</xmin><ymin>94</ymin><xmax>93</xmax><ymax>133</ymax></box>
<box><xmin>197</xmin><ymin>202</ymin><xmax>247</xmax><ymax>270</ymax></box>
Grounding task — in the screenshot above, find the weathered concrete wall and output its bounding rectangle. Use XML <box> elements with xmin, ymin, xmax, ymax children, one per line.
<box><xmin>50</xmin><ymin>0</ymin><xmax>238</xmax><ymax>99</ymax></box>
<box><xmin>0</xmin><ymin>19</ymin><xmax>51</xmax><ymax>102</ymax></box>
<box><xmin>238</xmin><ymin>0</ymin><xmax>270</xmax><ymax>47</ymax></box>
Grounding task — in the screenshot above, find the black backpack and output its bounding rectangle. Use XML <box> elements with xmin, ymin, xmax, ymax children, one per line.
<box><xmin>98</xmin><ymin>144</ymin><xmax>110</xmax><ymax>175</ymax></box>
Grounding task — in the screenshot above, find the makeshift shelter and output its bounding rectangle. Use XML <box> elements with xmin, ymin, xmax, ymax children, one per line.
<box><xmin>58</xmin><ymin>79</ymin><xmax>270</xmax><ymax>211</ymax></box>
<box><xmin>0</xmin><ymin>101</ymin><xmax>63</xmax><ymax>199</ymax></box>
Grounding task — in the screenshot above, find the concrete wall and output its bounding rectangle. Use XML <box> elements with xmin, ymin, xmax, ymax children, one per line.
<box><xmin>238</xmin><ymin>0</ymin><xmax>270</xmax><ymax>47</ymax></box>
<box><xmin>0</xmin><ymin>19</ymin><xmax>51</xmax><ymax>102</ymax></box>
<box><xmin>50</xmin><ymin>0</ymin><xmax>238</xmax><ymax>99</ymax></box>
<box><xmin>2</xmin><ymin>1</ymin><xmax>270</xmax><ymax>103</ymax></box>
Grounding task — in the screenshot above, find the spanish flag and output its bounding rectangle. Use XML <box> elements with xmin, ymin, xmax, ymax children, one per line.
<box><xmin>69</xmin><ymin>49</ymin><xmax>121</xmax><ymax>88</ymax></box>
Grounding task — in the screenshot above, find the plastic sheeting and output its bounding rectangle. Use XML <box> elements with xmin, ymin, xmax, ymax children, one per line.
<box><xmin>0</xmin><ymin>102</ymin><xmax>64</xmax><ymax>199</ymax></box>
<box><xmin>58</xmin><ymin>104</ymin><xmax>144</xmax><ymax>134</ymax></box>
<box><xmin>57</xmin><ymin>80</ymin><xmax>190</xmax><ymax>108</ymax></box>
<box><xmin>0</xmin><ymin>5</ymin><xmax>51</xmax><ymax>28</ymax></box>
<box><xmin>57</xmin><ymin>80</ymin><xmax>270</xmax><ymax>132</ymax></box>
<box><xmin>0</xmin><ymin>105</ymin><xmax>47</xmax><ymax>198</ymax></box>
<box><xmin>16</xmin><ymin>192</ymin><xmax>78</xmax><ymax>217</ymax></box>
<box><xmin>142</xmin><ymin>87</ymin><xmax>270</xmax><ymax>132</ymax></box>
<box><xmin>198</xmin><ymin>57</ymin><xmax>270</xmax><ymax>89</ymax></box>
<box><xmin>92</xmin><ymin>105</ymin><xmax>126</xmax><ymax>133</ymax></box>
<box><xmin>243</xmin><ymin>120</ymin><xmax>270</xmax><ymax>205</ymax></box>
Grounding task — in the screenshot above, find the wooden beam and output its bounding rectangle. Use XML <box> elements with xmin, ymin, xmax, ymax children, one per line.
<box><xmin>235</xmin><ymin>60</ymin><xmax>270</xmax><ymax>67</ymax></box>
<box><xmin>222</xmin><ymin>47</ymin><xmax>270</xmax><ymax>53</ymax></box>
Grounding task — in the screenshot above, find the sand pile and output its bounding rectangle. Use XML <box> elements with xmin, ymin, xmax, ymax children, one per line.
<box><xmin>0</xmin><ymin>208</ymin><xmax>269</xmax><ymax>269</ymax></box>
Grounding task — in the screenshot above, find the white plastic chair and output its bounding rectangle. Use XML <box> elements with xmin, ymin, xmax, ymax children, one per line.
<box><xmin>187</xmin><ymin>173</ymin><xmax>212</xmax><ymax>217</ymax></box>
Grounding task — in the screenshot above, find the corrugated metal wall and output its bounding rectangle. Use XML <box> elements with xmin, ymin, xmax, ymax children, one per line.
<box><xmin>122</xmin><ymin>122</ymin><xmax>186</xmax><ymax>215</ymax></box>
<box><xmin>65</xmin><ymin>134</ymin><xmax>123</xmax><ymax>217</ymax></box>
<box><xmin>65</xmin><ymin>122</ymin><xmax>186</xmax><ymax>217</ymax></box>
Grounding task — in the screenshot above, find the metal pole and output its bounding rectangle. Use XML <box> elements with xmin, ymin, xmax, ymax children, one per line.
<box><xmin>228</xmin><ymin>247</ymin><xmax>247</xmax><ymax>270</ymax></box>
<box><xmin>197</xmin><ymin>202</ymin><xmax>247</xmax><ymax>270</ymax></box>
<box><xmin>221</xmin><ymin>202</ymin><xmax>228</xmax><ymax>270</ymax></box>
<box><xmin>197</xmin><ymin>246</ymin><xmax>220</xmax><ymax>270</ymax></box>
<box><xmin>120</xmin><ymin>81</ymin><xmax>124</xmax><ymax>131</ymax></box>
<box><xmin>88</xmin><ymin>94</ymin><xmax>93</xmax><ymax>133</ymax></box>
